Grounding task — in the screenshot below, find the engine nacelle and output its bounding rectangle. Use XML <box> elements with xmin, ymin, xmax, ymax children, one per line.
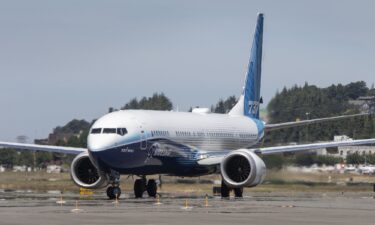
<box><xmin>70</xmin><ymin>152</ymin><xmax>108</xmax><ymax>189</ymax></box>
<box><xmin>220</xmin><ymin>149</ymin><xmax>266</xmax><ymax>188</ymax></box>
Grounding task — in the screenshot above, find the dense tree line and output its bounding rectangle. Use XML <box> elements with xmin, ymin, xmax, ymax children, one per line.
<box><xmin>264</xmin><ymin>82</ymin><xmax>375</xmax><ymax>146</ymax></box>
<box><xmin>0</xmin><ymin>150</ymin><xmax>57</xmax><ymax>169</ymax></box>
<box><xmin>211</xmin><ymin>96</ymin><xmax>237</xmax><ymax>113</ymax></box>
<box><xmin>108</xmin><ymin>93</ymin><xmax>173</xmax><ymax>112</ymax></box>
<box><xmin>346</xmin><ymin>153</ymin><xmax>375</xmax><ymax>165</ymax></box>
<box><xmin>53</xmin><ymin>119</ymin><xmax>90</xmax><ymax>134</ymax></box>
<box><xmin>260</xmin><ymin>81</ymin><xmax>375</xmax><ymax>168</ymax></box>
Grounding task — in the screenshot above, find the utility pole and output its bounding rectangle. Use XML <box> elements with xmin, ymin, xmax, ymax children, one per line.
<box><xmin>33</xmin><ymin>151</ymin><xmax>36</xmax><ymax>172</ymax></box>
<box><xmin>17</xmin><ymin>135</ymin><xmax>35</xmax><ymax>170</ymax></box>
<box><xmin>305</xmin><ymin>112</ymin><xmax>310</xmax><ymax>143</ymax></box>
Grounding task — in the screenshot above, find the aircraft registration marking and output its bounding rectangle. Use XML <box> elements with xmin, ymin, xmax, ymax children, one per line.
<box><xmin>121</xmin><ymin>148</ymin><xmax>134</xmax><ymax>153</ymax></box>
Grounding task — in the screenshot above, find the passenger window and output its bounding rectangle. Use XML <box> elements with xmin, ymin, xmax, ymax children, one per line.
<box><xmin>103</xmin><ymin>128</ymin><xmax>116</xmax><ymax>134</ymax></box>
<box><xmin>117</xmin><ymin>128</ymin><xmax>128</xmax><ymax>136</ymax></box>
<box><xmin>91</xmin><ymin>128</ymin><xmax>102</xmax><ymax>134</ymax></box>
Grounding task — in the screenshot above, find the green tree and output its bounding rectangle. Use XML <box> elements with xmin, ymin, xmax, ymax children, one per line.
<box><xmin>315</xmin><ymin>155</ymin><xmax>343</xmax><ymax>166</ymax></box>
<box><xmin>344</xmin><ymin>81</ymin><xmax>368</xmax><ymax>99</ymax></box>
<box><xmin>0</xmin><ymin>148</ymin><xmax>18</xmax><ymax>167</ymax></box>
<box><xmin>212</xmin><ymin>95</ymin><xmax>237</xmax><ymax>114</ymax></box>
<box><xmin>35</xmin><ymin>152</ymin><xmax>53</xmax><ymax>168</ymax></box>
<box><xmin>294</xmin><ymin>153</ymin><xmax>315</xmax><ymax>166</ymax></box>
<box><xmin>368</xmin><ymin>88</ymin><xmax>375</xmax><ymax>96</ymax></box>
<box><xmin>14</xmin><ymin>151</ymin><xmax>34</xmax><ymax>167</ymax></box>
<box><xmin>265</xmin><ymin>81</ymin><xmax>374</xmax><ymax>146</ymax></box>
<box><xmin>346</xmin><ymin>153</ymin><xmax>365</xmax><ymax>164</ymax></box>
<box><xmin>261</xmin><ymin>154</ymin><xmax>286</xmax><ymax>169</ymax></box>
<box><xmin>121</xmin><ymin>93</ymin><xmax>173</xmax><ymax>111</ymax></box>
<box><xmin>53</xmin><ymin>119</ymin><xmax>90</xmax><ymax>134</ymax></box>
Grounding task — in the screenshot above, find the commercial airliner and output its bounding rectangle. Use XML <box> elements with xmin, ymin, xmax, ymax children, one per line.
<box><xmin>1</xmin><ymin>13</ymin><xmax>375</xmax><ymax>199</ymax></box>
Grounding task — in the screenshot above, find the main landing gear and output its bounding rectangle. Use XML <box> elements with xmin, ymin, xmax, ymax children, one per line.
<box><xmin>134</xmin><ymin>177</ymin><xmax>158</xmax><ymax>198</ymax></box>
<box><xmin>220</xmin><ymin>180</ymin><xmax>243</xmax><ymax>198</ymax></box>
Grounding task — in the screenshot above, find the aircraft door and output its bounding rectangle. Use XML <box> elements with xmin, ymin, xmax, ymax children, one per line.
<box><xmin>140</xmin><ymin>130</ymin><xmax>147</xmax><ymax>150</ymax></box>
<box><xmin>137</xmin><ymin>120</ymin><xmax>148</xmax><ymax>150</ymax></box>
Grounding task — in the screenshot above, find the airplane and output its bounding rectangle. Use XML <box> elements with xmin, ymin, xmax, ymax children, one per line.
<box><xmin>1</xmin><ymin>13</ymin><xmax>375</xmax><ymax>199</ymax></box>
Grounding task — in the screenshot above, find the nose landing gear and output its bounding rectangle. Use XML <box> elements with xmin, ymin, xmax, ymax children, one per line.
<box><xmin>107</xmin><ymin>186</ymin><xmax>121</xmax><ymax>199</ymax></box>
<box><xmin>106</xmin><ymin>170</ymin><xmax>121</xmax><ymax>200</ymax></box>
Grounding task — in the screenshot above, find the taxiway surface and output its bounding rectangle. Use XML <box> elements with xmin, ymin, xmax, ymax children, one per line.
<box><xmin>0</xmin><ymin>191</ymin><xmax>374</xmax><ymax>225</ymax></box>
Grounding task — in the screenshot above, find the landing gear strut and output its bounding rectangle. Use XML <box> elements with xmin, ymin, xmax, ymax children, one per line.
<box><xmin>234</xmin><ymin>187</ymin><xmax>243</xmax><ymax>198</ymax></box>
<box><xmin>220</xmin><ymin>180</ymin><xmax>243</xmax><ymax>198</ymax></box>
<box><xmin>133</xmin><ymin>177</ymin><xmax>158</xmax><ymax>198</ymax></box>
<box><xmin>106</xmin><ymin>170</ymin><xmax>121</xmax><ymax>200</ymax></box>
<box><xmin>221</xmin><ymin>180</ymin><xmax>230</xmax><ymax>198</ymax></box>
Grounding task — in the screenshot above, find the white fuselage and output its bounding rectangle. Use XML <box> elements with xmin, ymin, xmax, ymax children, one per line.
<box><xmin>88</xmin><ymin>110</ymin><xmax>264</xmax><ymax>153</ymax></box>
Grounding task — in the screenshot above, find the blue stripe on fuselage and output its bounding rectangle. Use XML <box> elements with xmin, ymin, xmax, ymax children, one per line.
<box><xmin>89</xmin><ymin>138</ymin><xmax>217</xmax><ymax>176</ymax></box>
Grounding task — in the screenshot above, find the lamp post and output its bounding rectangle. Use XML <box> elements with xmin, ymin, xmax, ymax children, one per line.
<box><xmin>305</xmin><ymin>112</ymin><xmax>310</xmax><ymax>142</ymax></box>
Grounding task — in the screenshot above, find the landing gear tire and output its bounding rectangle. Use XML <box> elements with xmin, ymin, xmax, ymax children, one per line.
<box><xmin>234</xmin><ymin>187</ymin><xmax>243</xmax><ymax>198</ymax></box>
<box><xmin>147</xmin><ymin>179</ymin><xmax>157</xmax><ymax>197</ymax></box>
<box><xmin>134</xmin><ymin>179</ymin><xmax>146</xmax><ymax>198</ymax></box>
<box><xmin>107</xmin><ymin>186</ymin><xmax>121</xmax><ymax>199</ymax></box>
<box><xmin>107</xmin><ymin>186</ymin><xmax>113</xmax><ymax>199</ymax></box>
<box><xmin>221</xmin><ymin>180</ymin><xmax>230</xmax><ymax>198</ymax></box>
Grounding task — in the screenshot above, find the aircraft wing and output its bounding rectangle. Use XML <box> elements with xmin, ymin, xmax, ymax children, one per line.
<box><xmin>254</xmin><ymin>138</ymin><xmax>375</xmax><ymax>155</ymax></box>
<box><xmin>265</xmin><ymin>113</ymin><xmax>369</xmax><ymax>131</ymax></box>
<box><xmin>0</xmin><ymin>142</ymin><xmax>86</xmax><ymax>154</ymax></box>
<box><xmin>198</xmin><ymin>138</ymin><xmax>375</xmax><ymax>166</ymax></box>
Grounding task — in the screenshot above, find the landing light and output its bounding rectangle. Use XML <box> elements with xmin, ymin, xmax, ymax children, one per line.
<box><xmin>198</xmin><ymin>154</ymin><xmax>208</xmax><ymax>160</ymax></box>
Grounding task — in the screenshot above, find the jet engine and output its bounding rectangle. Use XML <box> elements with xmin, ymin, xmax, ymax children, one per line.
<box><xmin>70</xmin><ymin>152</ymin><xmax>108</xmax><ymax>189</ymax></box>
<box><xmin>220</xmin><ymin>149</ymin><xmax>266</xmax><ymax>188</ymax></box>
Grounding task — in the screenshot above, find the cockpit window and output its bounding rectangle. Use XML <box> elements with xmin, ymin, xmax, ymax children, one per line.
<box><xmin>93</xmin><ymin>128</ymin><xmax>127</xmax><ymax>135</ymax></box>
<box><xmin>103</xmin><ymin>128</ymin><xmax>116</xmax><ymax>134</ymax></box>
<box><xmin>91</xmin><ymin>128</ymin><xmax>102</xmax><ymax>134</ymax></box>
<box><xmin>117</xmin><ymin>128</ymin><xmax>128</xmax><ymax>136</ymax></box>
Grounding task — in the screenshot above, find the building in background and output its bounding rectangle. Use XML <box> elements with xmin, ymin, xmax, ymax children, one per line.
<box><xmin>316</xmin><ymin>135</ymin><xmax>375</xmax><ymax>159</ymax></box>
<box><xmin>349</xmin><ymin>96</ymin><xmax>375</xmax><ymax>114</ymax></box>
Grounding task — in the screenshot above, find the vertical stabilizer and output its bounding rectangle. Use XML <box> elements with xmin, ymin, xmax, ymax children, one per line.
<box><xmin>229</xmin><ymin>13</ymin><xmax>264</xmax><ymax>118</ymax></box>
